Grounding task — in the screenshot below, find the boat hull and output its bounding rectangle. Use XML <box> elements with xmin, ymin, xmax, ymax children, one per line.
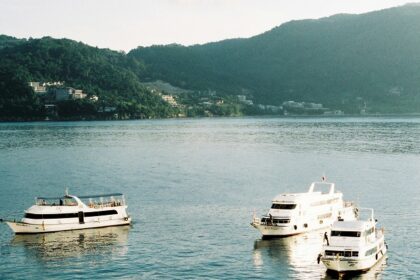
<box><xmin>251</xmin><ymin>221</ymin><xmax>329</xmax><ymax>237</ymax></box>
<box><xmin>321</xmin><ymin>248</ymin><xmax>387</xmax><ymax>273</ymax></box>
<box><xmin>6</xmin><ymin>218</ymin><xmax>131</xmax><ymax>234</ymax></box>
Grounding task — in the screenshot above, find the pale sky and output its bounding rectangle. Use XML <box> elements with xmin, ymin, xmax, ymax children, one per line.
<box><xmin>0</xmin><ymin>0</ymin><xmax>416</xmax><ymax>51</ymax></box>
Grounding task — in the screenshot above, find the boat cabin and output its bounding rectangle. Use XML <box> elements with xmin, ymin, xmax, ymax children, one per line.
<box><xmin>35</xmin><ymin>193</ymin><xmax>126</xmax><ymax>208</ymax></box>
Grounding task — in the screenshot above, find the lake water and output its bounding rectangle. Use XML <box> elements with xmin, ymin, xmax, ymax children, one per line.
<box><xmin>0</xmin><ymin>117</ymin><xmax>419</xmax><ymax>279</ymax></box>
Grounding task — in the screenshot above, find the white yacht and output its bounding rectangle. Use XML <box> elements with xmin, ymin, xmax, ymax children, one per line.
<box><xmin>251</xmin><ymin>180</ymin><xmax>356</xmax><ymax>237</ymax></box>
<box><xmin>319</xmin><ymin>208</ymin><xmax>387</xmax><ymax>273</ymax></box>
<box><xmin>5</xmin><ymin>192</ymin><xmax>131</xmax><ymax>234</ymax></box>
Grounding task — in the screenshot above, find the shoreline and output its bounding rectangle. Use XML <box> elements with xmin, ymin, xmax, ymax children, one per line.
<box><xmin>1</xmin><ymin>113</ymin><xmax>420</xmax><ymax>123</ymax></box>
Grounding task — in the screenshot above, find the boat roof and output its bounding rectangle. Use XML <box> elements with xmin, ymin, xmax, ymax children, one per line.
<box><xmin>272</xmin><ymin>192</ymin><xmax>314</xmax><ymax>202</ymax></box>
<box><xmin>272</xmin><ymin>181</ymin><xmax>338</xmax><ymax>202</ymax></box>
<box><xmin>36</xmin><ymin>193</ymin><xmax>124</xmax><ymax>200</ymax></box>
<box><xmin>331</xmin><ymin>220</ymin><xmax>372</xmax><ymax>231</ymax></box>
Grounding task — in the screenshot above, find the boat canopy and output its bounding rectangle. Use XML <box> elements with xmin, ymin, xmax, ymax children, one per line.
<box><xmin>77</xmin><ymin>193</ymin><xmax>123</xmax><ymax>199</ymax></box>
<box><xmin>36</xmin><ymin>193</ymin><xmax>124</xmax><ymax>200</ymax></box>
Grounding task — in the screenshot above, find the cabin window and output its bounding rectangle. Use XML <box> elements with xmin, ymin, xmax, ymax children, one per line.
<box><xmin>274</xmin><ymin>219</ymin><xmax>290</xmax><ymax>224</ymax></box>
<box><xmin>261</xmin><ymin>217</ymin><xmax>290</xmax><ymax>224</ymax></box>
<box><xmin>84</xmin><ymin>210</ymin><xmax>118</xmax><ymax>217</ymax></box>
<box><xmin>344</xmin><ymin>251</ymin><xmax>351</xmax><ymax>257</ymax></box>
<box><xmin>325</xmin><ymin>250</ymin><xmax>358</xmax><ymax>257</ymax></box>
<box><xmin>365</xmin><ymin>247</ymin><xmax>377</xmax><ymax>256</ymax></box>
<box><xmin>331</xmin><ymin>230</ymin><xmax>361</xmax><ymax>237</ymax></box>
<box><xmin>271</xmin><ymin>204</ymin><xmax>296</xmax><ymax>209</ymax></box>
<box><xmin>24</xmin><ymin>210</ymin><xmax>118</xmax><ymax>219</ymax></box>
<box><xmin>325</xmin><ymin>250</ymin><xmax>344</xmax><ymax>256</ymax></box>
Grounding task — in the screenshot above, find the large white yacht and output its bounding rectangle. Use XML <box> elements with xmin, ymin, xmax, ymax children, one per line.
<box><xmin>251</xmin><ymin>180</ymin><xmax>356</xmax><ymax>237</ymax></box>
<box><xmin>5</xmin><ymin>192</ymin><xmax>131</xmax><ymax>234</ymax></box>
<box><xmin>319</xmin><ymin>208</ymin><xmax>387</xmax><ymax>273</ymax></box>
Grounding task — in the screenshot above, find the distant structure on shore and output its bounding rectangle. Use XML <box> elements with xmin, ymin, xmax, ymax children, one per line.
<box><xmin>28</xmin><ymin>81</ymin><xmax>97</xmax><ymax>102</ymax></box>
<box><xmin>28</xmin><ymin>81</ymin><xmax>98</xmax><ymax>118</ymax></box>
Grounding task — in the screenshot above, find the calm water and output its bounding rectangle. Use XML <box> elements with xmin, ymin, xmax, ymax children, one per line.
<box><xmin>0</xmin><ymin>117</ymin><xmax>419</xmax><ymax>279</ymax></box>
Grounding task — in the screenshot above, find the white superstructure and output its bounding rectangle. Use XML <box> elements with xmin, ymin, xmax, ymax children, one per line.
<box><xmin>251</xmin><ymin>181</ymin><xmax>356</xmax><ymax>237</ymax></box>
<box><xmin>319</xmin><ymin>208</ymin><xmax>387</xmax><ymax>273</ymax></box>
<box><xmin>5</xmin><ymin>192</ymin><xmax>131</xmax><ymax>234</ymax></box>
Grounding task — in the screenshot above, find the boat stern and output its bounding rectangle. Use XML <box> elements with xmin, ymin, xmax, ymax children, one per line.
<box><xmin>321</xmin><ymin>257</ymin><xmax>362</xmax><ymax>272</ymax></box>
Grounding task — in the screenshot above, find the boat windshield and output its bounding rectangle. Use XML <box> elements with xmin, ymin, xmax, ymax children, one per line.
<box><xmin>331</xmin><ymin>230</ymin><xmax>361</xmax><ymax>237</ymax></box>
<box><xmin>271</xmin><ymin>203</ymin><xmax>296</xmax><ymax>209</ymax></box>
<box><xmin>36</xmin><ymin>197</ymin><xmax>78</xmax><ymax>206</ymax></box>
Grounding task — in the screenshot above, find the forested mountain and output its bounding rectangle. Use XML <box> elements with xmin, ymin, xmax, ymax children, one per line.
<box><xmin>0</xmin><ymin>36</ymin><xmax>176</xmax><ymax>120</ymax></box>
<box><xmin>130</xmin><ymin>4</ymin><xmax>420</xmax><ymax>113</ymax></box>
<box><xmin>2</xmin><ymin>4</ymin><xmax>420</xmax><ymax>120</ymax></box>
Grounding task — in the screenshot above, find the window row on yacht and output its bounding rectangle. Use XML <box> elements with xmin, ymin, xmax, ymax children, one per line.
<box><xmin>260</xmin><ymin>217</ymin><xmax>290</xmax><ymax>224</ymax></box>
<box><xmin>310</xmin><ymin>197</ymin><xmax>340</xmax><ymax>207</ymax></box>
<box><xmin>270</xmin><ymin>203</ymin><xmax>296</xmax><ymax>209</ymax></box>
<box><xmin>331</xmin><ymin>230</ymin><xmax>361</xmax><ymax>237</ymax></box>
<box><xmin>325</xmin><ymin>250</ymin><xmax>359</xmax><ymax>257</ymax></box>
<box><xmin>331</xmin><ymin>226</ymin><xmax>375</xmax><ymax>238</ymax></box>
<box><xmin>24</xmin><ymin>210</ymin><xmax>118</xmax><ymax>219</ymax></box>
<box><xmin>317</xmin><ymin>212</ymin><xmax>332</xmax><ymax>219</ymax></box>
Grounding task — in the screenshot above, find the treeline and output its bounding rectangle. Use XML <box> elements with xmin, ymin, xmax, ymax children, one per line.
<box><xmin>0</xmin><ymin>35</ymin><xmax>177</xmax><ymax>120</ymax></box>
<box><xmin>3</xmin><ymin>4</ymin><xmax>420</xmax><ymax>120</ymax></box>
<box><xmin>130</xmin><ymin>5</ymin><xmax>420</xmax><ymax>113</ymax></box>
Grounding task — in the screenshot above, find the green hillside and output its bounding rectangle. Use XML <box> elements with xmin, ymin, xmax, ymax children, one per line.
<box><xmin>2</xmin><ymin>4</ymin><xmax>420</xmax><ymax>120</ymax></box>
<box><xmin>0</xmin><ymin>37</ymin><xmax>176</xmax><ymax>120</ymax></box>
<box><xmin>130</xmin><ymin>4</ymin><xmax>420</xmax><ymax>113</ymax></box>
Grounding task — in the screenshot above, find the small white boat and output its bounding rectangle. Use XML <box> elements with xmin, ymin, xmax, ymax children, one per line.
<box><xmin>251</xmin><ymin>180</ymin><xmax>356</xmax><ymax>237</ymax></box>
<box><xmin>5</xmin><ymin>191</ymin><xmax>131</xmax><ymax>234</ymax></box>
<box><xmin>319</xmin><ymin>208</ymin><xmax>387</xmax><ymax>273</ymax></box>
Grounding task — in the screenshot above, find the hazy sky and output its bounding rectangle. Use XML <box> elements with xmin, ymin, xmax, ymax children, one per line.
<box><xmin>0</xmin><ymin>0</ymin><xmax>415</xmax><ymax>51</ymax></box>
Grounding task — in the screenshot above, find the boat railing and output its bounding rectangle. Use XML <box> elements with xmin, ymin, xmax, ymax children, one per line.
<box><xmin>87</xmin><ymin>200</ymin><xmax>125</xmax><ymax>208</ymax></box>
<box><xmin>357</xmin><ymin>207</ymin><xmax>375</xmax><ymax>222</ymax></box>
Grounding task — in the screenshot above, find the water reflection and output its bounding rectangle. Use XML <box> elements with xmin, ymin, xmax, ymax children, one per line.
<box><xmin>253</xmin><ymin>230</ymin><xmax>387</xmax><ymax>279</ymax></box>
<box><xmin>253</xmin><ymin>230</ymin><xmax>325</xmax><ymax>278</ymax></box>
<box><xmin>11</xmin><ymin>226</ymin><xmax>130</xmax><ymax>261</ymax></box>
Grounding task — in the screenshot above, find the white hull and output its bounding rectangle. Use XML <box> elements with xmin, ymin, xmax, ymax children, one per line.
<box><xmin>6</xmin><ymin>217</ymin><xmax>131</xmax><ymax>234</ymax></box>
<box><xmin>251</xmin><ymin>220</ymin><xmax>330</xmax><ymax>237</ymax></box>
<box><xmin>322</xmin><ymin>247</ymin><xmax>387</xmax><ymax>272</ymax></box>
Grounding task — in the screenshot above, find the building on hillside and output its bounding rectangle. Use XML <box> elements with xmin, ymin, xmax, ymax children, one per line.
<box><xmin>282</xmin><ymin>100</ymin><xmax>304</xmax><ymax>108</ymax></box>
<box><xmin>161</xmin><ymin>95</ymin><xmax>178</xmax><ymax>107</ymax></box>
<box><xmin>28</xmin><ymin>82</ymin><xmax>47</xmax><ymax>94</ymax></box>
<box><xmin>29</xmin><ymin>81</ymin><xmax>88</xmax><ymax>102</ymax></box>
<box><xmin>72</xmin><ymin>89</ymin><xmax>87</xmax><ymax>99</ymax></box>
<box><xmin>237</xmin><ymin>95</ymin><xmax>253</xmax><ymax>105</ymax></box>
